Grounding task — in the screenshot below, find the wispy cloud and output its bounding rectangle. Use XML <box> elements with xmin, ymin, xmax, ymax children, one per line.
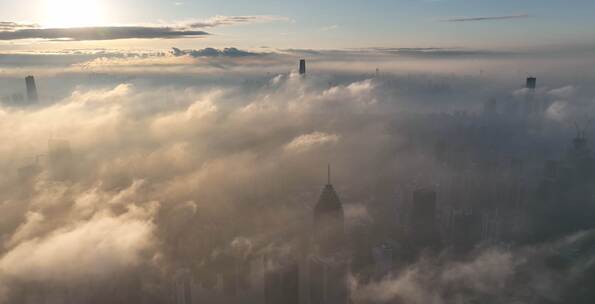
<box><xmin>322</xmin><ymin>25</ymin><xmax>340</xmax><ymax>31</ymax></box>
<box><xmin>442</xmin><ymin>14</ymin><xmax>529</xmax><ymax>22</ymax></box>
<box><xmin>0</xmin><ymin>22</ymin><xmax>39</xmax><ymax>31</ymax></box>
<box><xmin>186</xmin><ymin>15</ymin><xmax>291</xmax><ymax>28</ymax></box>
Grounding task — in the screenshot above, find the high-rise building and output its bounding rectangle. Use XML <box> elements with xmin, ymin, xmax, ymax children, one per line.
<box><xmin>309</xmin><ymin>166</ymin><xmax>349</xmax><ymax>304</ymax></box>
<box><xmin>526</xmin><ymin>76</ymin><xmax>537</xmax><ymax>90</ymax></box>
<box><xmin>299</xmin><ymin>59</ymin><xmax>306</xmax><ymax>75</ymax></box>
<box><xmin>313</xmin><ymin>167</ymin><xmax>345</xmax><ymax>254</ymax></box>
<box><xmin>25</xmin><ymin>76</ymin><xmax>38</xmax><ymax>103</ymax></box>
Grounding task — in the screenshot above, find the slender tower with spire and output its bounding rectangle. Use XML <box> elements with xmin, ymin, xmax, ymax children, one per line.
<box><xmin>313</xmin><ymin>164</ymin><xmax>345</xmax><ymax>253</ymax></box>
<box><xmin>309</xmin><ymin>164</ymin><xmax>349</xmax><ymax>304</ymax></box>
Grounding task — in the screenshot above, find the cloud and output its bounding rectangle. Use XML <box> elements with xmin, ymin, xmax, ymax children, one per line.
<box><xmin>186</xmin><ymin>15</ymin><xmax>291</xmax><ymax>28</ymax></box>
<box><xmin>284</xmin><ymin>132</ymin><xmax>340</xmax><ymax>153</ymax></box>
<box><xmin>442</xmin><ymin>14</ymin><xmax>529</xmax><ymax>22</ymax></box>
<box><xmin>0</xmin><ymin>22</ymin><xmax>39</xmax><ymax>31</ymax></box>
<box><xmin>548</xmin><ymin>85</ymin><xmax>577</xmax><ymax>99</ymax></box>
<box><xmin>171</xmin><ymin>47</ymin><xmax>263</xmax><ymax>58</ymax></box>
<box><xmin>0</xmin><ymin>26</ymin><xmax>209</xmax><ymax>41</ymax></box>
<box><xmin>0</xmin><ymin>48</ymin><xmax>595</xmax><ymax>303</ymax></box>
<box><xmin>0</xmin><ymin>15</ymin><xmax>288</xmax><ymax>42</ymax></box>
<box><xmin>322</xmin><ymin>25</ymin><xmax>340</xmax><ymax>31</ymax></box>
<box><xmin>0</xmin><ymin>191</ymin><xmax>159</xmax><ymax>283</ymax></box>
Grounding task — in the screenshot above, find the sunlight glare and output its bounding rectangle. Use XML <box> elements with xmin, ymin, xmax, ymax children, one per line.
<box><xmin>43</xmin><ymin>0</ymin><xmax>106</xmax><ymax>28</ymax></box>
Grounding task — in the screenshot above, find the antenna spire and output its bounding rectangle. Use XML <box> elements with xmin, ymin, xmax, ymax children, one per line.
<box><xmin>327</xmin><ymin>164</ymin><xmax>331</xmax><ymax>185</ymax></box>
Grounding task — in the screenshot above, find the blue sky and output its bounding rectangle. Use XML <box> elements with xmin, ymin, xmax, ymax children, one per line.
<box><xmin>1</xmin><ymin>0</ymin><xmax>594</xmax><ymax>50</ymax></box>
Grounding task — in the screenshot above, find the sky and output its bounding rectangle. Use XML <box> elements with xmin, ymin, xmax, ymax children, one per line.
<box><xmin>1</xmin><ymin>0</ymin><xmax>595</xmax><ymax>51</ymax></box>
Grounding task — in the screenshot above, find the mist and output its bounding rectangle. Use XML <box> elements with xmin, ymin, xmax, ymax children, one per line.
<box><xmin>0</xmin><ymin>47</ymin><xmax>594</xmax><ymax>304</ymax></box>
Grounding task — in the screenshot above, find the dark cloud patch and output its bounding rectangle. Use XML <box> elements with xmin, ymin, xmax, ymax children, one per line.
<box><xmin>0</xmin><ymin>26</ymin><xmax>209</xmax><ymax>41</ymax></box>
<box><xmin>171</xmin><ymin>47</ymin><xmax>265</xmax><ymax>58</ymax></box>
<box><xmin>442</xmin><ymin>14</ymin><xmax>529</xmax><ymax>22</ymax></box>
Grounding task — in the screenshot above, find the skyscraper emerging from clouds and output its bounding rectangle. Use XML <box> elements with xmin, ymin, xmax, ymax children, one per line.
<box><xmin>309</xmin><ymin>167</ymin><xmax>349</xmax><ymax>304</ymax></box>
<box><xmin>299</xmin><ymin>59</ymin><xmax>306</xmax><ymax>75</ymax></box>
<box><xmin>25</xmin><ymin>76</ymin><xmax>38</xmax><ymax>103</ymax></box>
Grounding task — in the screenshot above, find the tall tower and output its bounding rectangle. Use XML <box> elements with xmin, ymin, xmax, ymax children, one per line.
<box><xmin>299</xmin><ymin>59</ymin><xmax>306</xmax><ymax>76</ymax></box>
<box><xmin>310</xmin><ymin>165</ymin><xmax>349</xmax><ymax>304</ymax></box>
<box><xmin>25</xmin><ymin>76</ymin><xmax>38</xmax><ymax>103</ymax></box>
<box><xmin>526</xmin><ymin>76</ymin><xmax>537</xmax><ymax>90</ymax></box>
<box><xmin>313</xmin><ymin>165</ymin><xmax>345</xmax><ymax>253</ymax></box>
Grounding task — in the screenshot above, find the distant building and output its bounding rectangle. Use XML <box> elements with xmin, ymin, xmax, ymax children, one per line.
<box><xmin>299</xmin><ymin>59</ymin><xmax>306</xmax><ymax>75</ymax></box>
<box><xmin>371</xmin><ymin>242</ymin><xmax>393</xmax><ymax>278</ymax></box>
<box><xmin>535</xmin><ymin>132</ymin><xmax>595</xmax><ymax>240</ymax></box>
<box><xmin>173</xmin><ymin>269</ymin><xmax>193</xmax><ymax>304</ymax></box>
<box><xmin>408</xmin><ymin>189</ymin><xmax>441</xmax><ymax>252</ymax></box>
<box><xmin>25</xmin><ymin>76</ymin><xmax>38</xmax><ymax>103</ymax></box>
<box><xmin>526</xmin><ymin>76</ymin><xmax>537</xmax><ymax>90</ymax></box>
<box><xmin>449</xmin><ymin>209</ymin><xmax>481</xmax><ymax>252</ymax></box>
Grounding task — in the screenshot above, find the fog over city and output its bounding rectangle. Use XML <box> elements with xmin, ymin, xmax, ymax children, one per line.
<box><xmin>0</xmin><ymin>46</ymin><xmax>593</xmax><ymax>303</ymax></box>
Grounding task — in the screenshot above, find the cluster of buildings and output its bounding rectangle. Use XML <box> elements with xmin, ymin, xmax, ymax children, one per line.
<box><xmin>172</xmin><ymin>168</ymin><xmax>351</xmax><ymax>304</ymax></box>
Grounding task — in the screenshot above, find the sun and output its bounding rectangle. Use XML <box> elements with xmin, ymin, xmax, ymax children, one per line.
<box><xmin>43</xmin><ymin>0</ymin><xmax>106</xmax><ymax>28</ymax></box>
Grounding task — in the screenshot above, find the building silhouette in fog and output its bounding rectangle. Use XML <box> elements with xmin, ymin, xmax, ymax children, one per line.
<box><xmin>408</xmin><ymin>189</ymin><xmax>441</xmax><ymax>253</ymax></box>
<box><xmin>526</xmin><ymin>76</ymin><xmax>537</xmax><ymax>90</ymax></box>
<box><xmin>48</xmin><ymin>139</ymin><xmax>73</xmax><ymax>181</ymax></box>
<box><xmin>25</xmin><ymin>76</ymin><xmax>38</xmax><ymax>103</ymax></box>
<box><xmin>265</xmin><ymin>257</ymin><xmax>299</xmax><ymax>304</ymax></box>
<box><xmin>299</xmin><ymin>59</ymin><xmax>306</xmax><ymax>75</ymax></box>
<box><xmin>535</xmin><ymin>131</ymin><xmax>595</xmax><ymax>240</ymax></box>
<box><xmin>173</xmin><ymin>269</ymin><xmax>193</xmax><ymax>304</ymax></box>
<box><xmin>309</xmin><ymin>167</ymin><xmax>349</xmax><ymax>304</ymax></box>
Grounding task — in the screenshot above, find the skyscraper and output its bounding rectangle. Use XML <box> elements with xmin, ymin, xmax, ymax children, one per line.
<box><xmin>526</xmin><ymin>76</ymin><xmax>537</xmax><ymax>90</ymax></box>
<box><xmin>25</xmin><ymin>76</ymin><xmax>38</xmax><ymax>103</ymax></box>
<box><xmin>309</xmin><ymin>166</ymin><xmax>349</xmax><ymax>304</ymax></box>
<box><xmin>299</xmin><ymin>59</ymin><xmax>306</xmax><ymax>75</ymax></box>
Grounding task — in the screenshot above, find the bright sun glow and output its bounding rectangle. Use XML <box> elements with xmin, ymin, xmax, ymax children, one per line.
<box><xmin>43</xmin><ymin>0</ymin><xmax>106</xmax><ymax>28</ymax></box>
